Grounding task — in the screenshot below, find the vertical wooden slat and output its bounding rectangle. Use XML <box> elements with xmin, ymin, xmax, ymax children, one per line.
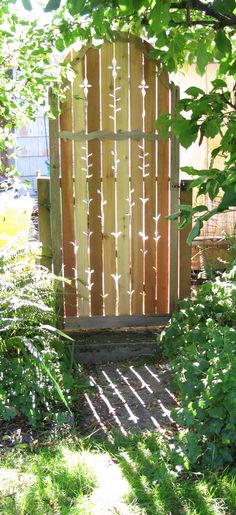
<box><xmin>48</xmin><ymin>90</ymin><xmax>62</xmax><ymax>279</ymax></box>
<box><xmin>73</xmin><ymin>53</ymin><xmax>89</xmax><ymax>315</ymax></box>
<box><xmin>101</xmin><ymin>42</ymin><xmax>117</xmax><ymax>316</ymax></box>
<box><xmin>156</xmin><ymin>71</ymin><xmax>170</xmax><ymax>313</ymax></box>
<box><xmin>60</xmin><ymin>67</ymin><xmax>77</xmax><ymax>316</ymax></box>
<box><xmin>179</xmin><ymin>180</ymin><xmax>192</xmax><ymax>300</ymax></box>
<box><xmin>37</xmin><ymin>177</ymin><xmax>52</xmax><ymax>271</ymax></box>
<box><xmin>87</xmin><ymin>48</ymin><xmax>103</xmax><ymax>315</ymax></box>
<box><xmin>116</xmin><ymin>41</ymin><xmax>130</xmax><ymax>315</ymax></box>
<box><xmin>169</xmin><ymin>84</ymin><xmax>180</xmax><ymax>312</ymax></box>
<box><xmin>130</xmin><ymin>43</ymin><xmax>143</xmax><ymax>314</ymax></box>
<box><xmin>144</xmin><ymin>55</ymin><xmax>157</xmax><ymax>314</ymax></box>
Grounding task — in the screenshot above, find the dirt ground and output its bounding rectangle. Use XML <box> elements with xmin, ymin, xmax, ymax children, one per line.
<box><xmin>0</xmin><ymin>358</ymin><xmax>178</xmax><ymax>447</ymax></box>
<box><xmin>81</xmin><ymin>360</ymin><xmax>178</xmax><ymax>437</ymax></box>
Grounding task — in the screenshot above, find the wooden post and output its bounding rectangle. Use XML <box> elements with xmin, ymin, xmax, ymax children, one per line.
<box><xmin>179</xmin><ymin>180</ymin><xmax>192</xmax><ymax>300</ymax></box>
<box><xmin>37</xmin><ymin>176</ymin><xmax>52</xmax><ymax>271</ymax></box>
<box><xmin>169</xmin><ymin>84</ymin><xmax>180</xmax><ymax>312</ymax></box>
<box><xmin>48</xmin><ymin>89</ymin><xmax>63</xmax><ymax>324</ymax></box>
<box><xmin>156</xmin><ymin>71</ymin><xmax>170</xmax><ymax>313</ymax></box>
<box><xmin>48</xmin><ymin>90</ymin><xmax>62</xmax><ymax>279</ymax></box>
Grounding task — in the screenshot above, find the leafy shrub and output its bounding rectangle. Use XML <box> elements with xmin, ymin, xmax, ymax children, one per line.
<box><xmin>160</xmin><ymin>266</ymin><xmax>236</xmax><ymax>470</ymax></box>
<box><xmin>0</xmin><ymin>245</ymin><xmax>77</xmax><ymax>426</ymax></box>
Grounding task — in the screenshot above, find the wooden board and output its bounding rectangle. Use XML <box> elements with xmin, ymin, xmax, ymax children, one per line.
<box><xmin>101</xmin><ymin>42</ymin><xmax>117</xmax><ymax>315</ymax></box>
<box><xmin>48</xmin><ymin>90</ymin><xmax>62</xmax><ymax>279</ymax></box>
<box><xmin>144</xmin><ymin>55</ymin><xmax>157</xmax><ymax>314</ymax></box>
<box><xmin>179</xmin><ymin>181</ymin><xmax>192</xmax><ymax>299</ymax></box>
<box><xmin>37</xmin><ymin>177</ymin><xmax>52</xmax><ymax>270</ymax></box>
<box><xmin>87</xmin><ymin>48</ymin><xmax>103</xmax><ymax>315</ymax></box>
<box><xmin>57</xmin><ymin>39</ymin><xmax>172</xmax><ymax>323</ymax></box>
<box><xmin>65</xmin><ymin>314</ymin><xmax>170</xmax><ymax>330</ymax></box>
<box><xmin>115</xmin><ymin>41</ymin><xmax>130</xmax><ymax>315</ymax></box>
<box><xmin>72</xmin><ymin>52</ymin><xmax>90</xmax><ymax>315</ymax></box>
<box><xmin>157</xmin><ymin>71</ymin><xmax>170</xmax><ymax>313</ymax></box>
<box><xmin>60</xmin><ymin>64</ymin><xmax>77</xmax><ymax>316</ymax></box>
<box><xmin>130</xmin><ymin>43</ymin><xmax>144</xmax><ymax>314</ymax></box>
<box><xmin>169</xmin><ymin>84</ymin><xmax>180</xmax><ymax>312</ymax></box>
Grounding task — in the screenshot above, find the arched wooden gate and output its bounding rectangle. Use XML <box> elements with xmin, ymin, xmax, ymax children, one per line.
<box><xmin>49</xmin><ymin>35</ymin><xmax>180</xmax><ymax>329</ymax></box>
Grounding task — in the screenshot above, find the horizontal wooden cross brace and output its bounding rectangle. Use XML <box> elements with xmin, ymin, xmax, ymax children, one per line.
<box><xmin>59</xmin><ymin>130</ymin><xmax>172</xmax><ymax>142</ymax></box>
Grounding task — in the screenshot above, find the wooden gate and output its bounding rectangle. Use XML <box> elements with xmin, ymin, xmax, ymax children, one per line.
<box><xmin>49</xmin><ymin>36</ymin><xmax>181</xmax><ymax>329</ymax></box>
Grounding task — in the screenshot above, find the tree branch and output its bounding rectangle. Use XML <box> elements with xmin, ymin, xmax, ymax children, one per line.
<box><xmin>170</xmin><ymin>19</ymin><xmax>217</xmax><ymax>27</ymax></box>
<box><xmin>170</xmin><ymin>0</ymin><xmax>236</xmax><ymax>27</ymax></box>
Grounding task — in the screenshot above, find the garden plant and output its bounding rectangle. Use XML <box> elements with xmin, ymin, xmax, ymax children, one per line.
<box><xmin>160</xmin><ymin>264</ymin><xmax>236</xmax><ymax>470</ymax></box>
<box><xmin>0</xmin><ymin>244</ymin><xmax>78</xmax><ymax>426</ymax></box>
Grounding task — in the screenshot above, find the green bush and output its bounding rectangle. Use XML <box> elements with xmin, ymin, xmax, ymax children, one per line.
<box><xmin>0</xmin><ymin>245</ymin><xmax>77</xmax><ymax>426</ymax></box>
<box><xmin>160</xmin><ymin>266</ymin><xmax>236</xmax><ymax>470</ymax></box>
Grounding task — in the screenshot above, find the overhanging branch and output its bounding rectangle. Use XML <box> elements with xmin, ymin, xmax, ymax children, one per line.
<box><xmin>170</xmin><ymin>0</ymin><xmax>236</xmax><ymax>27</ymax></box>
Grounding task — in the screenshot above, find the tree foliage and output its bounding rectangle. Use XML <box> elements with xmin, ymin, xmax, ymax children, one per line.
<box><xmin>6</xmin><ymin>0</ymin><xmax>236</xmax><ymax>239</ymax></box>
<box><xmin>0</xmin><ymin>0</ymin><xmax>70</xmax><ymax>181</ymax></box>
<box><xmin>39</xmin><ymin>0</ymin><xmax>235</xmax><ymax>240</ymax></box>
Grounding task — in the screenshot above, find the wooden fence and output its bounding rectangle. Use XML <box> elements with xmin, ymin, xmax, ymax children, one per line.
<box><xmin>39</xmin><ymin>36</ymin><xmax>191</xmax><ymax>329</ymax></box>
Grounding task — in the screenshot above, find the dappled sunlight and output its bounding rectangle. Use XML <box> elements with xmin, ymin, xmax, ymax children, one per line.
<box><xmin>116</xmin><ymin>367</ymin><xmax>146</xmax><ymax>407</ymax></box>
<box><xmin>61</xmin><ymin>445</ymin><xmax>133</xmax><ymax>513</ymax></box>
<box><xmin>84</xmin><ymin>392</ymin><xmax>108</xmax><ymax>436</ymax></box>
<box><xmin>144</xmin><ymin>363</ymin><xmax>161</xmax><ymax>382</ymax></box>
<box><xmin>0</xmin><ymin>468</ymin><xmax>35</xmax><ymax>496</ymax></box>
<box><xmin>130</xmin><ymin>366</ymin><xmax>154</xmax><ymax>393</ymax></box>
<box><xmin>150</xmin><ymin>416</ymin><xmax>165</xmax><ymax>432</ymax></box>
<box><xmin>80</xmin><ymin>452</ymin><xmax>133</xmax><ymax>514</ymax></box>
<box><xmin>89</xmin><ymin>374</ymin><xmax>128</xmax><ymax>435</ymax></box>
<box><xmin>83</xmin><ymin>362</ymin><xmax>177</xmax><ymax>435</ymax></box>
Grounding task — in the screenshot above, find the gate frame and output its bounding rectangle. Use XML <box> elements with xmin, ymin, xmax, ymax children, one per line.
<box><xmin>39</xmin><ymin>35</ymin><xmax>192</xmax><ymax>330</ymax></box>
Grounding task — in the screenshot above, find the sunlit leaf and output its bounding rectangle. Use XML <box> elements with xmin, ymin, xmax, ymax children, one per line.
<box><xmin>215</xmin><ymin>31</ymin><xmax>232</xmax><ymax>55</ymax></box>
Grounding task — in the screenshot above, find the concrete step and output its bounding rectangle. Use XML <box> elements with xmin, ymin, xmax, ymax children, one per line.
<box><xmin>67</xmin><ymin>330</ymin><xmax>162</xmax><ymax>364</ymax></box>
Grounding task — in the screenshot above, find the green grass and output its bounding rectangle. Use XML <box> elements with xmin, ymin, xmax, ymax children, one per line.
<box><xmin>0</xmin><ymin>442</ymin><xmax>97</xmax><ymax>514</ymax></box>
<box><xmin>100</xmin><ymin>432</ymin><xmax>236</xmax><ymax>514</ymax></box>
<box><xmin>0</xmin><ymin>432</ymin><xmax>236</xmax><ymax>514</ymax></box>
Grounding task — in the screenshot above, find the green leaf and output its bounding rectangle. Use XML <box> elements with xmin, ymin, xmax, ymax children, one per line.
<box><xmin>149</xmin><ymin>0</ymin><xmax>171</xmax><ymax>35</ymax></box>
<box><xmin>206</xmin><ymin>179</ymin><xmax>220</xmax><ymax>201</ymax></box>
<box><xmin>172</xmin><ymin>118</ymin><xmax>198</xmax><ymax>148</ymax></box>
<box><xmin>218</xmin><ymin>191</ymin><xmax>236</xmax><ymax>211</ymax></box>
<box><xmin>67</xmin><ymin>0</ymin><xmax>84</xmax><ymax>15</ymax></box>
<box><xmin>55</xmin><ymin>38</ymin><xmax>65</xmax><ymax>52</ymax></box>
<box><xmin>215</xmin><ymin>31</ymin><xmax>232</xmax><ymax>55</ymax></box>
<box><xmin>118</xmin><ymin>0</ymin><xmax>134</xmax><ymax>14</ymax></box>
<box><xmin>187</xmin><ymin>219</ymin><xmax>203</xmax><ymax>245</ymax></box>
<box><xmin>156</xmin><ymin>112</ymin><xmax>171</xmax><ymax>139</ymax></box>
<box><xmin>211</xmin><ymin>146</ymin><xmax>221</xmax><ymax>159</ymax></box>
<box><xmin>181</xmin><ymin>166</ymin><xmax>204</xmax><ymax>177</ymax></box>
<box><xmin>151</xmin><ymin>31</ymin><xmax>167</xmax><ymax>50</ymax></box>
<box><xmin>167</xmin><ymin>211</ymin><xmax>180</xmax><ymax>221</ymax></box>
<box><xmin>213</xmin><ymin>0</ymin><xmax>236</xmax><ymax>16</ymax></box>
<box><xmin>22</xmin><ymin>0</ymin><xmax>32</xmax><ymax>10</ymax></box>
<box><xmin>203</xmin><ymin>119</ymin><xmax>219</xmax><ymax>138</ymax></box>
<box><xmin>188</xmin><ymin>177</ymin><xmax>207</xmax><ymax>188</ymax></box>
<box><xmin>44</xmin><ymin>0</ymin><xmax>61</xmax><ymax>12</ymax></box>
<box><xmin>209</xmin><ymin>406</ymin><xmax>226</xmax><ymax>419</ymax></box>
<box><xmin>185</xmin><ymin>87</ymin><xmax>205</xmax><ymax>98</ymax></box>
<box><xmin>196</xmin><ymin>43</ymin><xmax>211</xmax><ymax>75</ymax></box>
<box><xmin>192</xmin><ymin>205</ymin><xmax>208</xmax><ymax>214</ymax></box>
<box><xmin>40</xmin><ymin>324</ymin><xmax>74</xmax><ymax>340</ymax></box>
<box><xmin>211</xmin><ymin>79</ymin><xmax>227</xmax><ymax>89</ymax></box>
